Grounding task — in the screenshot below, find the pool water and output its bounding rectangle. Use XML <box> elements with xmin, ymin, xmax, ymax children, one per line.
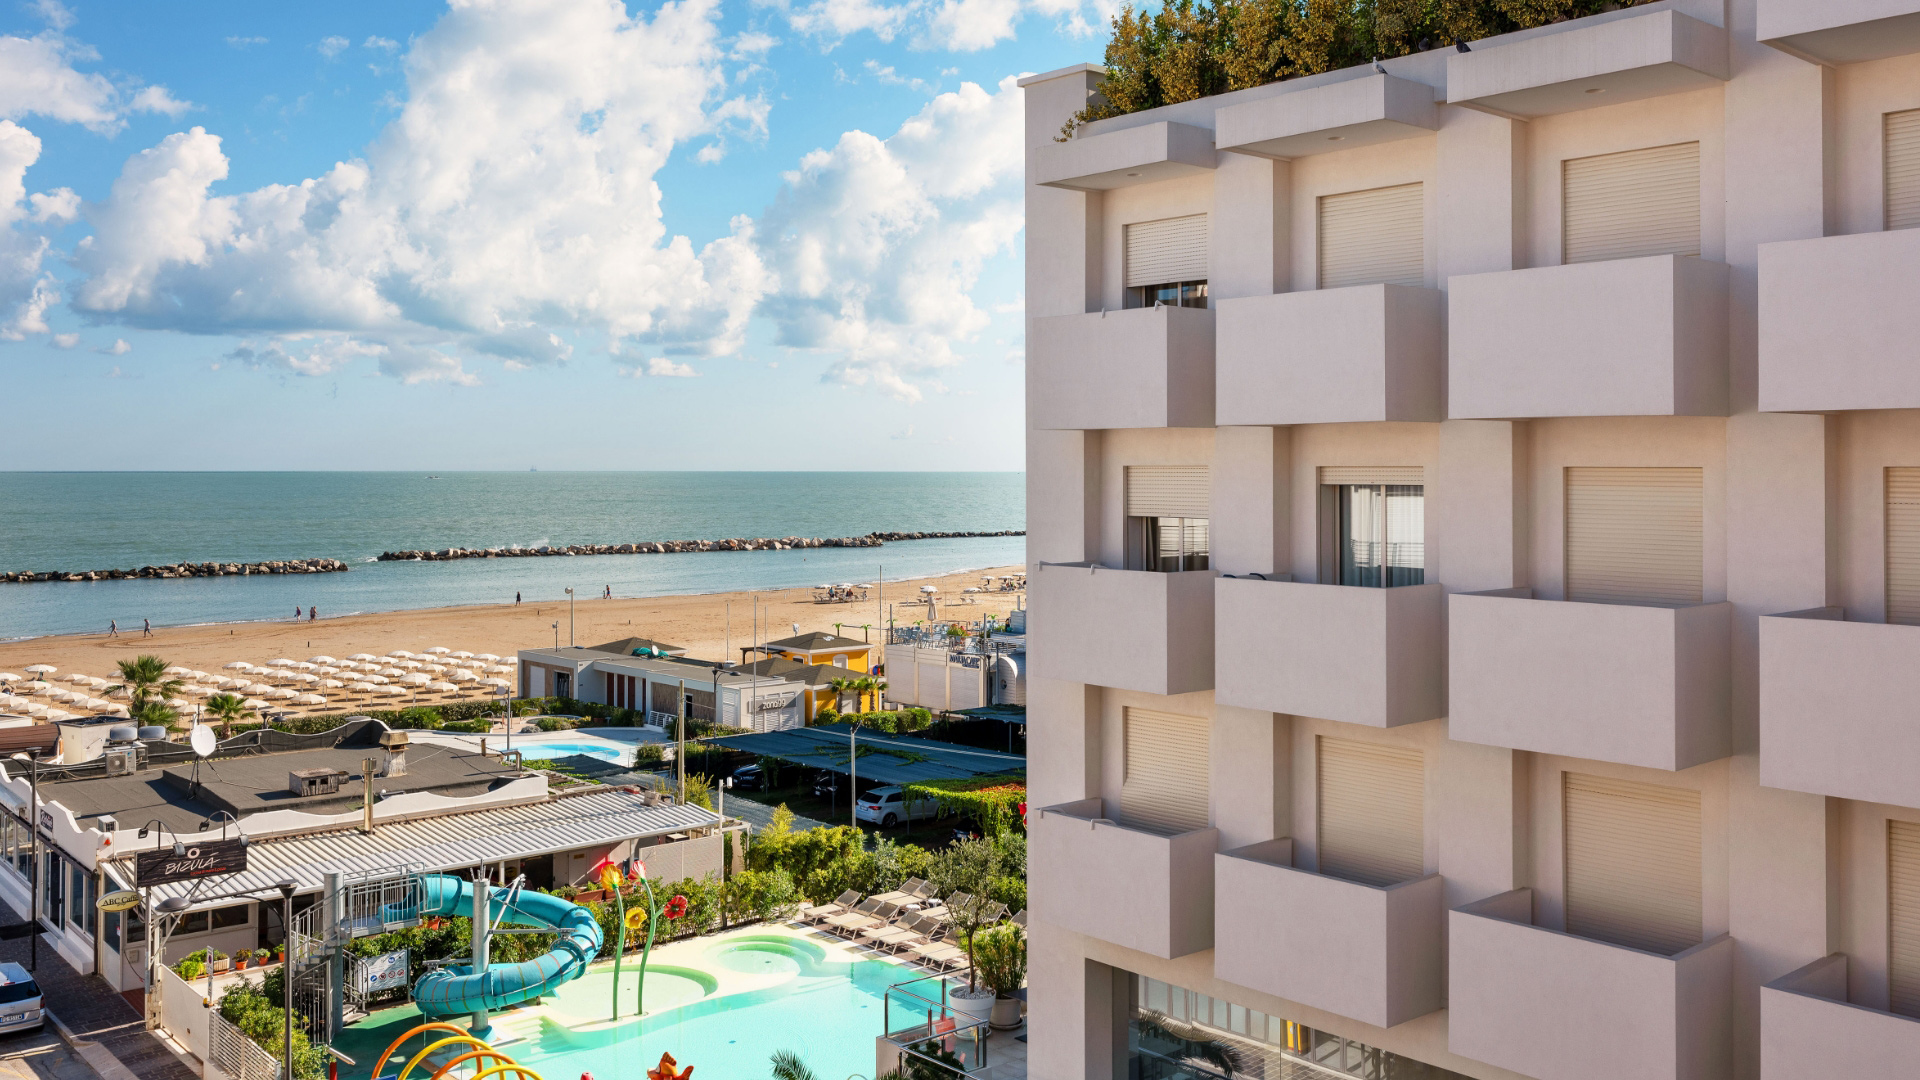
<box><xmin>512</xmin><ymin>740</ymin><xmax>638</xmax><ymax>765</ymax></box>
<box><xmin>342</xmin><ymin>931</ymin><xmax>910</xmax><ymax>1080</ymax></box>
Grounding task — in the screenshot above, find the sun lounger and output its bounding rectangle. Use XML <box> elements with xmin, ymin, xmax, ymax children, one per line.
<box><xmin>923</xmin><ymin>891</ymin><xmax>973</xmax><ymax>923</ymax></box>
<box><xmin>870</xmin><ymin>877</ymin><xmax>926</xmax><ymax>906</ymax></box>
<box><xmin>974</xmin><ymin>901</ymin><xmax>1009</xmax><ymax>924</ymax></box>
<box><xmin>910</xmin><ymin>939</ymin><xmax>969</xmax><ymax>971</ymax></box>
<box><xmin>835</xmin><ymin>899</ymin><xmax>900</xmax><ymax>937</ymax></box>
<box><xmin>798</xmin><ymin>889</ymin><xmax>861</xmax><ymax>923</ymax></box>
<box><xmin>823</xmin><ymin>898</ymin><xmax>886</xmax><ymax>935</ymax></box>
<box><xmin>1010</xmin><ymin>908</ymin><xmax>1026</xmax><ymax>928</ymax></box>
<box><xmin>860</xmin><ymin>912</ymin><xmax>925</xmax><ymax>952</ymax></box>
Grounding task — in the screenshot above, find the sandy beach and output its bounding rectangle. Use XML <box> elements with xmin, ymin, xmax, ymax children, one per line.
<box><xmin>0</xmin><ymin>565</ymin><xmax>1025</xmax><ymax>688</ymax></box>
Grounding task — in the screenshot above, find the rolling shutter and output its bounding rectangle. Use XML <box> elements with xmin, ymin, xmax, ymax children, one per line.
<box><xmin>1316</xmin><ymin>736</ymin><xmax>1424</xmax><ymax>887</ymax></box>
<box><xmin>1125</xmin><ymin>215</ymin><xmax>1209</xmax><ymax>288</ymax></box>
<box><xmin>1565</xmin><ymin>467</ymin><xmax>1703</xmax><ymax>607</ymax></box>
<box><xmin>1563</xmin><ymin>773</ymin><xmax>1701</xmax><ymax>956</ymax></box>
<box><xmin>1317</xmin><ymin>183</ymin><xmax>1424</xmax><ymax>290</ymax></box>
<box><xmin>1126</xmin><ymin>466</ymin><xmax>1210</xmax><ymax>518</ymax></box>
<box><xmin>1318</xmin><ymin>466</ymin><xmax>1424</xmax><ymax>486</ymax></box>
<box><xmin>1562</xmin><ymin>142</ymin><xmax>1700</xmax><ymax>264</ymax></box>
<box><xmin>1888</xmin><ymin>469</ymin><xmax>1920</xmax><ymax>626</ymax></box>
<box><xmin>1887</xmin><ymin>109</ymin><xmax>1920</xmax><ymax>231</ymax></box>
<box><xmin>1119</xmin><ymin>707</ymin><xmax>1210</xmax><ymax>834</ymax></box>
<box><xmin>1890</xmin><ymin>820</ymin><xmax>1920</xmax><ymax>1017</ymax></box>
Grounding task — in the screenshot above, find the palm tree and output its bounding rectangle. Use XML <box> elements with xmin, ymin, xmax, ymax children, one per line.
<box><xmin>768</xmin><ymin>1051</ymin><xmax>819</xmax><ymax>1080</ymax></box>
<box><xmin>827</xmin><ymin>677</ymin><xmax>858</xmax><ymax>714</ymax></box>
<box><xmin>204</xmin><ymin>693</ymin><xmax>255</xmax><ymax>738</ymax></box>
<box><xmin>110</xmin><ymin>655</ymin><xmax>184</xmax><ymax>713</ymax></box>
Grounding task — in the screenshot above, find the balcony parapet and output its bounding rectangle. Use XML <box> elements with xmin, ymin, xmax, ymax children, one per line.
<box><xmin>1215</xmin><ymin>285</ymin><xmax>1442</xmax><ymax>426</ymax></box>
<box><xmin>1032</xmin><ymin>799</ymin><xmax>1218</xmax><ymax>959</ymax></box>
<box><xmin>1759</xmin><ymin>229</ymin><xmax>1920</xmax><ymax>413</ymax></box>
<box><xmin>1759</xmin><ymin>607</ymin><xmax>1920</xmax><ymax>808</ymax></box>
<box><xmin>1446</xmin><ymin>9</ymin><xmax>1728</xmax><ymax>119</ymax></box>
<box><xmin>1215</xmin><ymin>73</ymin><xmax>1437</xmax><ymax>160</ymax></box>
<box><xmin>1034</xmin><ymin>121</ymin><xmax>1217</xmax><ymax>192</ymax></box>
<box><xmin>1758</xmin><ymin>0</ymin><xmax>1920</xmax><ymax>65</ymax></box>
<box><xmin>1761</xmin><ymin>954</ymin><xmax>1920</xmax><ymax>1079</ymax></box>
<box><xmin>1216</xmin><ymin>578</ymin><xmax>1442</xmax><ymax>728</ymax></box>
<box><xmin>1029</xmin><ymin>306</ymin><xmax>1215</xmax><ymax>430</ymax></box>
<box><xmin>1215</xmin><ymin>839</ymin><xmax>1444</xmax><ymax>1028</ymax></box>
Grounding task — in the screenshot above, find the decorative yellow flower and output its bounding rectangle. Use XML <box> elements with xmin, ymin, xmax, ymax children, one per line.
<box><xmin>598</xmin><ymin>866</ymin><xmax>624</xmax><ymax>891</ymax></box>
<box><xmin>625</xmin><ymin>908</ymin><xmax>648</xmax><ymax>931</ymax></box>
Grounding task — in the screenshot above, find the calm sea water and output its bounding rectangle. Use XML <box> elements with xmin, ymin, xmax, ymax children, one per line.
<box><xmin>0</xmin><ymin>472</ymin><xmax>1026</xmax><ymax>640</ymax></box>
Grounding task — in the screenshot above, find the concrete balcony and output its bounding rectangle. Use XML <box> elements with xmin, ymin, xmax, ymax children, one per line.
<box><xmin>1450</xmin><ymin>889</ymin><xmax>1733</xmax><ymax>1080</ymax></box>
<box><xmin>1033</xmin><ymin>120</ymin><xmax>1217</xmax><ymax>192</ymax></box>
<box><xmin>1029</xmin><ymin>306</ymin><xmax>1215</xmax><ymax>430</ymax></box>
<box><xmin>1762</xmin><ymin>955</ymin><xmax>1920</xmax><ymax>1079</ymax></box>
<box><xmin>1447</xmin><ymin>9</ymin><xmax>1728</xmax><ymax>119</ymax></box>
<box><xmin>1759</xmin><ymin>0</ymin><xmax>1920</xmax><ymax>65</ymax></box>
<box><xmin>1759</xmin><ymin>229</ymin><xmax>1920</xmax><ymax>412</ymax></box>
<box><xmin>1032</xmin><ymin>799</ymin><xmax>1217</xmax><ymax>959</ymax></box>
<box><xmin>1449</xmin><ymin>589</ymin><xmax>1731</xmax><ymax>771</ymax></box>
<box><xmin>1214</xmin><ymin>578</ymin><xmax>1442</xmax><ymax>728</ymax></box>
<box><xmin>1214</xmin><ymin>839</ymin><xmax>1444</xmax><ymax>1028</ymax></box>
<box><xmin>1214</xmin><ymin>285</ymin><xmax>1442</xmax><ymax>426</ymax></box>
<box><xmin>1450</xmin><ymin>254</ymin><xmax>1728</xmax><ymax>419</ymax></box>
<box><xmin>1759</xmin><ymin>608</ymin><xmax>1920</xmax><ymax>808</ymax></box>
<box><xmin>1215</xmin><ymin>73</ymin><xmax>1437</xmax><ymax>160</ymax></box>
<box><xmin>1027</xmin><ymin>563</ymin><xmax>1217</xmax><ymax>696</ymax></box>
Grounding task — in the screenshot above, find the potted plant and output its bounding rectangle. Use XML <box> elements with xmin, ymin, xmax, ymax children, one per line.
<box><xmin>946</xmin><ymin>923</ymin><xmax>997</xmax><ymax>1022</ymax></box>
<box><xmin>233</xmin><ymin>949</ymin><xmax>252</xmax><ymax>970</ymax></box>
<box><xmin>208</xmin><ymin>949</ymin><xmax>230</xmax><ymax>974</ymax></box>
<box><xmin>971</xmin><ymin>922</ymin><xmax>1026</xmax><ymax>1030</ymax></box>
<box><xmin>273</xmin><ymin>945</ymin><xmax>286</xmax><ymax>965</ymax></box>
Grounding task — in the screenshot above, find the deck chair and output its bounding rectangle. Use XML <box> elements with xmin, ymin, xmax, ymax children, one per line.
<box><xmin>1010</xmin><ymin>909</ymin><xmax>1027</xmax><ymax>928</ymax></box>
<box><xmin>923</xmin><ymin>891</ymin><xmax>973</xmax><ymax>924</ymax></box>
<box><xmin>870</xmin><ymin>877</ymin><xmax>924</xmax><ymax>906</ymax></box>
<box><xmin>822</xmin><ymin>897</ymin><xmax>885</xmax><ymax>935</ymax></box>
<box><xmin>910</xmin><ymin>937</ymin><xmax>969</xmax><ymax>971</ymax></box>
<box><xmin>834</xmin><ymin>899</ymin><xmax>898</xmax><ymax>938</ymax></box>
<box><xmin>798</xmin><ymin>889</ymin><xmax>860</xmax><ymax>923</ymax></box>
<box><xmin>910</xmin><ymin>879</ymin><xmax>940</xmax><ymax>902</ymax></box>
<box><xmin>861</xmin><ymin>911</ymin><xmax>925</xmax><ymax>952</ymax></box>
<box><xmin>974</xmin><ymin>901</ymin><xmax>1009</xmax><ymax>925</ymax></box>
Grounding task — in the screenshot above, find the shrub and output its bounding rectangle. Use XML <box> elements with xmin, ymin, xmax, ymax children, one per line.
<box><xmin>218</xmin><ymin>977</ymin><xmax>329</xmax><ymax>1080</ymax></box>
<box><xmin>633</xmin><ymin>743</ymin><xmax>665</xmax><ymax>766</ymax></box>
<box><xmin>723</xmin><ymin>868</ymin><xmax>800</xmax><ymax>924</ymax></box>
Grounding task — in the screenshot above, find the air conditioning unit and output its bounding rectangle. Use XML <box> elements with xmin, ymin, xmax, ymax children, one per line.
<box><xmin>103</xmin><ymin>747</ymin><xmax>141</xmax><ymax>776</ymax></box>
<box><xmin>289</xmin><ymin>768</ymin><xmax>345</xmax><ymax>797</ymax></box>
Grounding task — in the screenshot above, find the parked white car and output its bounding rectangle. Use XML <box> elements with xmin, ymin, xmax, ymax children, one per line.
<box><xmin>0</xmin><ymin>963</ymin><xmax>43</xmax><ymax>1035</ymax></box>
<box><xmin>854</xmin><ymin>786</ymin><xmax>935</xmax><ymax>828</ymax></box>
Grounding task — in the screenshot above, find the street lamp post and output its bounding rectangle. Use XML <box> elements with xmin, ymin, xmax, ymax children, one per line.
<box><xmin>26</xmin><ymin>750</ymin><xmax>40</xmax><ymax>971</ymax></box>
<box><xmin>565</xmin><ymin>588</ymin><xmax>575</xmax><ymax>646</ymax></box>
<box><xmin>276</xmin><ymin>881</ymin><xmax>297</xmax><ymax>1080</ymax></box>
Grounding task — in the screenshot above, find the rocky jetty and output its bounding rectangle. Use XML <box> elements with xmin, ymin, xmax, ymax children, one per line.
<box><xmin>377</xmin><ymin>529</ymin><xmax>1026</xmax><ymax>562</ymax></box>
<box><xmin>1</xmin><ymin>557</ymin><xmax>351</xmax><ymax>584</ymax></box>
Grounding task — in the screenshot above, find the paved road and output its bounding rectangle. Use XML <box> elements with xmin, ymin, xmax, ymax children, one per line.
<box><xmin>0</xmin><ymin>912</ymin><xmax>194</xmax><ymax>1080</ymax></box>
<box><xmin>0</xmin><ymin>1028</ymin><xmax>95</xmax><ymax>1080</ymax></box>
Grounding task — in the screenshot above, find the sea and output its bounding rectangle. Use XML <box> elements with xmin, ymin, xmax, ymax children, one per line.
<box><xmin>0</xmin><ymin>472</ymin><xmax>1027</xmax><ymax>641</ymax></box>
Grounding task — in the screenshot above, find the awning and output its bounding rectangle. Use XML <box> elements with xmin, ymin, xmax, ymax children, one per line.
<box><xmin>949</xmin><ymin>705</ymin><xmax>1027</xmax><ymax>724</ymax></box>
<box><xmin>118</xmin><ymin>788</ymin><xmax>721</xmax><ymax>909</ymax></box>
<box><xmin>704</xmin><ymin>723</ymin><xmax>1025</xmax><ymax>787</ymax></box>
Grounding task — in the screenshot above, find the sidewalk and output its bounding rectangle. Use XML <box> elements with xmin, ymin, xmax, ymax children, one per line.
<box><xmin>0</xmin><ymin>912</ymin><xmax>195</xmax><ymax>1080</ymax></box>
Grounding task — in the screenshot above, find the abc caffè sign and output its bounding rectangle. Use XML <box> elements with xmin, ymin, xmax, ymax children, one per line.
<box><xmin>134</xmin><ymin>839</ymin><xmax>248</xmax><ymax>888</ymax></box>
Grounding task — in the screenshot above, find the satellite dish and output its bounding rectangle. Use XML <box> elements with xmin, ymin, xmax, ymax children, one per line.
<box><xmin>189</xmin><ymin>726</ymin><xmax>216</xmax><ymax>758</ymax></box>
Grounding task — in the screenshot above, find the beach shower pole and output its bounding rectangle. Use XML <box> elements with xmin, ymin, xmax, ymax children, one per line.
<box><xmin>565</xmin><ymin>588</ymin><xmax>575</xmax><ymax>646</ymax></box>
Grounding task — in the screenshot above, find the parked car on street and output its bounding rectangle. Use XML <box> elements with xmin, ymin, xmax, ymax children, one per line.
<box><xmin>856</xmin><ymin>786</ymin><xmax>935</xmax><ymax>828</ymax></box>
<box><xmin>0</xmin><ymin>963</ymin><xmax>43</xmax><ymax>1035</ymax></box>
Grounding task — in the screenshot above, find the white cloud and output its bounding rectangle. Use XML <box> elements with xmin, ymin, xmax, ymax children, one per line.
<box><xmin>129</xmin><ymin>85</ymin><xmax>193</xmax><ymax>117</ymax></box>
<box><xmin>0</xmin><ymin>23</ymin><xmax>189</xmax><ymax>133</ymax></box>
<box><xmin>49</xmin><ymin>331</ymin><xmax>76</xmax><ymax>348</ymax></box>
<box><xmin>730</xmin><ymin>30</ymin><xmax>778</xmax><ymax>56</ymax></box>
<box><xmin>225</xmin><ymin>36</ymin><xmax>269</xmax><ymax>49</ymax></box>
<box><xmin>364</xmin><ymin>36</ymin><xmax>401</xmax><ymax>51</ymax></box>
<box><xmin>28</xmin><ymin>185</ymin><xmax>77</xmax><ymax>222</ymax></box>
<box><xmin>68</xmin><ymin>0</ymin><xmax>767</xmax><ymax>369</ymax></box>
<box><xmin>318</xmin><ymin>36</ymin><xmax>351</xmax><ymax>58</ymax></box>
<box><xmin>99</xmin><ymin>337</ymin><xmax>130</xmax><ymax>355</ymax></box>
<box><xmin>749</xmin><ymin>76</ymin><xmax>1023</xmax><ymax>400</ymax></box>
<box><xmin>33</xmin><ymin>2</ymin><xmax>75</xmax><ymax>32</ymax></box>
<box><xmin>645</xmin><ymin>356</ymin><xmax>698</xmax><ymax>376</ymax></box>
<box><xmin>225</xmin><ymin>335</ymin><xmax>476</xmax><ymax>385</ymax></box>
<box><xmin>863</xmin><ymin>59</ymin><xmax>931</xmax><ymax>92</ymax></box>
<box><xmin>379</xmin><ymin>342</ymin><xmax>478</xmax><ymax>386</ymax></box>
<box><xmin>0</xmin><ymin>120</ymin><xmax>59</xmax><ymax>340</ymax></box>
<box><xmin>759</xmin><ymin>0</ymin><xmax>1105</xmax><ymax>50</ymax></box>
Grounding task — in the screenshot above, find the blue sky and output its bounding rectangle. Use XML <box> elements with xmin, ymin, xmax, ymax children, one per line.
<box><xmin>0</xmin><ymin>0</ymin><xmax>1109</xmax><ymax>470</ymax></box>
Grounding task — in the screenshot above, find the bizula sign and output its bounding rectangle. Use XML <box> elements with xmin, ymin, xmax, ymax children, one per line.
<box><xmin>134</xmin><ymin>838</ymin><xmax>249</xmax><ymax>888</ymax></box>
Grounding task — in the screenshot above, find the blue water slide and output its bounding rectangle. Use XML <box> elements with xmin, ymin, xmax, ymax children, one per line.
<box><xmin>406</xmin><ymin>874</ymin><xmax>604</xmax><ymax>1017</ymax></box>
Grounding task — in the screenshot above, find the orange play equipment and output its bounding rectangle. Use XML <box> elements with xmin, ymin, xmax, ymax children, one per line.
<box><xmin>374</xmin><ymin>1022</ymin><xmax>546</xmax><ymax>1080</ymax></box>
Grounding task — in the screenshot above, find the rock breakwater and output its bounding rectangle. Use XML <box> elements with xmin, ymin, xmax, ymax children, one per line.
<box><xmin>377</xmin><ymin>529</ymin><xmax>1025</xmax><ymax>562</ymax></box>
<box><xmin>2</xmin><ymin>558</ymin><xmax>350</xmax><ymax>584</ymax></box>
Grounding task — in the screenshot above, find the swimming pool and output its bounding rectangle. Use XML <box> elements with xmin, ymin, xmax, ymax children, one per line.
<box><xmin>508</xmin><ymin>739</ymin><xmax>643</xmax><ymax>766</ymax></box>
<box><xmin>340</xmin><ymin>928</ymin><xmax>915</xmax><ymax>1080</ymax></box>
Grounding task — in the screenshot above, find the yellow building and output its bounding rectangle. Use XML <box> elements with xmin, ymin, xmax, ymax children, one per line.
<box><xmin>738</xmin><ymin>633</ymin><xmax>881</xmax><ymax>719</ymax></box>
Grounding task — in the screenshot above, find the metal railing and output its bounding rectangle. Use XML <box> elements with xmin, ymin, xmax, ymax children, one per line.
<box><xmin>339</xmin><ymin>872</ymin><xmax>423</xmax><ymax>937</ymax></box>
<box><xmin>211</xmin><ymin>1009</ymin><xmax>281</xmax><ymax>1080</ymax></box>
<box><xmin>883</xmin><ymin>973</ymin><xmax>992</xmax><ymax>1077</ymax></box>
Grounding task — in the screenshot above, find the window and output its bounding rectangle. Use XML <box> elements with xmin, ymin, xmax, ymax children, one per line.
<box><xmin>1317</xmin><ymin>183</ymin><xmax>1424</xmax><ymax>289</ymax></box>
<box><xmin>1563</xmin><ymin>773</ymin><xmax>1701</xmax><ymax>955</ymax></box>
<box><xmin>1886</xmin><ymin>108</ymin><xmax>1920</xmax><ymax>231</ymax></box>
<box><xmin>1564</xmin><ymin>467</ymin><xmax>1703</xmax><ymax>606</ymax></box>
<box><xmin>1318</xmin><ymin>467</ymin><xmax>1424</xmax><ymax>587</ymax></box>
<box><xmin>41</xmin><ymin>852</ymin><xmax>61</xmax><ymax>928</ymax></box>
<box><xmin>1119</xmin><ymin>707</ymin><xmax>1210</xmax><ymax>835</ymax></box>
<box><xmin>832</xmin><ymin>655</ymin><xmax>848</xmax><ymax>667</ymax></box>
<box><xmin>210</xmin><ymin>904</ymin><xmax>249</xmax><ymax>931</ymax></box>
<box><xmin>1892</xmin><ymin>820</ymin><xmax>1920</xmax><ymax>1016</ymax></box>
<box><xmin>1886</xmin><ymin>469</ymin><xmax>1920</xmax><ymax>625</ymax></box>
<box><xmin>1124</xmin><ymin>466</ymin><xmax>1209</xmax><ymax>572</ymax></box>
<box><xmin>1562</xmin><ymin>142</ymin><xmax>1700</xmax><ymax>264</ymax></box>
<box><xmin>1124</xmin><ymin>215</ymin><xmax>1208</xmax><ymax>309</ymax></box>
<box><xmin>1316</xmin><ymin>736</ymin><xmax>1424</xmax><ymax>887</ymax></box>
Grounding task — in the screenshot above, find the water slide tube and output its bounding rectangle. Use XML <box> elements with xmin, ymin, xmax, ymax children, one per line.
<box><xmin>407</xmin><ymin>874</ymin><xmax>604</xmax><ymax>1017</ymax></box>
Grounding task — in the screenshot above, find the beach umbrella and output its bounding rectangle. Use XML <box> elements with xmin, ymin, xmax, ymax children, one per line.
<box><xmin>188</xmin><ymin>685</ymin><xmax>213</xmax><ymax>697</ymax></box>
<box><xmin>21</xmin><ymin>704</ymin><xmax>45</xmax><ymax>715</ymax></box>
<box><xmin>268</xmin><ymin>689</ymin><xmax>296</xmax><ymax>701</ymax></box>
<box><xmin>197</xmin><ymin>672</ymin><xmax>224</xmax><ymax>683</ymax></box>
<box><xmin>348</xmin><ymin>681</ymin><xmax>376</xmax><ymax>692</ymax></box>
<box><xmin>321</xmin><ymin>679</ymin><xmax>345</xmax><ymax>689</ymax></box>
<box><xmin>224</xmin><ymin>661</ymin><xmax>253</xmax><ymax>671</ymax></box>
<box><xmin>449</xmin><ymin>669</ymin><xmax>478</xmax><ymax>683</ymax></box>
<box><xmin>0</xmin><ymin>674</ymin><xmax>17</xmax><ymax>683</ymax></box>
<box><xmin>268</xmin><ymin>658</ymin><xmax>295</xmax><ymax>667</ymax></box>
<box><xmin>476</xmin><ymin>654</ymin><xmax>500</xmax><ymax>662</ymax></box>
<box><xmin>481</xmin><ymin>677</ymin><xmax>511</xmax><ymax>689</ymax></box>
<box><xmin>398</xmin><ymin>660</ymin><xmax>423</xmax><ymax>670</ymax></box>
<box><xmin>295</xmin><ymin>661</ymin><xmax>317</xmax><ymax>671</ymax></box>
<box><xmin>380</xmin><ymin>667</ymin><xmax>406</xmax><ymax>677</ymax></box>
<box><xmin>920</xmin><ymin>585</ymin><xmax>938</xmax><ymax>594</ymax></box>
<box><xmin>294</xmin><ymin>693</ymin><xmax>326</xmax><ymax>706</ymax></box>
<box><xmin>165</xmin><ymin>665</ymin><xmax>192</xmax><ymax>676</ymax></box>
<box><xmin>22</xmin><ymin>682</ymin><xmax>49</xmax><ymax>694</ymax></box>
<box><xmin>347</xmin><ymin>653</ymin><xmax>376</xmax><ymax>661</ymax></box>
<box><xmin>376</xmin><ymin>685</ymin><xmax>405</xmax><ymax>697</ymax></box>
<box><xmin>24</xmin><ymin>665</ymin><xmax>55</xmax><ymax>676</ymax></box>
<box><xmin>165</xmin><ymin>698</ymin><xmax>191</xmax><ymax>710</ymax></box>
<box><xmin>83</xmin><ymin>697</ymin><xmax>110</xmax><ymax>709</ymax></box>
<box><xmin>451</xmin><ymin>650</ymin><xmax>474</xmax><ymax>659</ymax></box>
<box><xmin>217</xmin><ymin>678</ymin><xmax>245</xmax><ymax>690</ymax></box>
<box><xmin>483</xmin><ymin>665</ymin><xmax>510</xmax><ymax>675</ymax></box>
<box><xmin>399</xmin><ymin>673</ymin><xmax>430</xmax><ymax>686</ymax></box>
<box><xmin>89</xmin><ymin>677</ymin><xmax>110</xmax><ymax>690</ymax></box>
<box><xmin>391</xmin><ymin>650</ymin><xmax>418</xmax><ymax>659</ymax></box>
<box><xmin>42</xmin><ymin>709</ymin><xmax>72</xmax><ymax>721</ymax></box>
<box><xmin>308</xmin><ymin>655</ymin><xmax>337</xmax><ymax>665</ymax></box>
<box><xmin>363</xmin><ymin>674</ymin><xmax>389</xmax><ymax>685</ymax></box>
<box><xmin>62</xmin><ymin>673</ymin><xmax>86</xmax><ymax>684</ymax></box>
<box><xmin>245</xmin><ymin>682</ymin><xmax>274</xmax><ymax>695</ymax></box>
<box><xmin>243</xmin><ymin>698</ymin><xmax>269</xmax><ymax>708</ymax></box>
<box><xmin>427</xmin><ymin>681</ymin><xmax>458</xmax><ymax>692</ymax></box>
<box><xmin>426</xmin><ymin>647</ymin><xmax>451</xmax><ymax>655</ymax></box>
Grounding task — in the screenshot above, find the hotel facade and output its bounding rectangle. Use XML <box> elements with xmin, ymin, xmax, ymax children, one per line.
<box><xmin>1021</xmin><ymin>2</ymin><xmax>1920</xmax><ymax>1078</ymax></box>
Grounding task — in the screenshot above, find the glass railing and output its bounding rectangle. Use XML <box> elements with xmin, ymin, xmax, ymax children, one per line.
<box><xmin>884</xmin><ymin>972</ymin><xmax>992</xmax><ymax>1076</ymax></box>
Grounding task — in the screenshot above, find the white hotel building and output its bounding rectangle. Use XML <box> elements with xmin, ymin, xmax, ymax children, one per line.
<box><xmin>1021</xmin><ymin>2</ymin><xmax>1920</xmax><ymax>1078</ymax></box>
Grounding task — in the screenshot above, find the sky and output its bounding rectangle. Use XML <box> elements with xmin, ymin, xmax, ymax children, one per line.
<box><xmin>0</xmin><ymin>0</ymin><xmax>1110</xmax><ymax>471</ymax></box>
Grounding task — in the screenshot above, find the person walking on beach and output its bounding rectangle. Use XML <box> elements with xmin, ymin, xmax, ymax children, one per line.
<box><xmin>108</xmin><ymin>620</ymin><xmax>117</xmax><ymax>637</ymax></box>
<box><xmin>143</xmin><ymin>618</ymin><xmax>151</xmax><ymax>637</ymax></box>
<box><xmin>604</xmin><ymin>585</ymin><xmax>611</xmax><ymax>600</ymax></box>
<box><xmin>294</xmin><ymin>605</ymin><xmax>301</xmax><ymax>621</ymax></box>
<box><xmin>309</xmin><ymin>606</ymin><xmax>317</xmax><ymax>622</ymax></box>
<box><xmin>516</xmin><ymin>591</ymin><xmax>521</xmax><ymax>604</ymax></box>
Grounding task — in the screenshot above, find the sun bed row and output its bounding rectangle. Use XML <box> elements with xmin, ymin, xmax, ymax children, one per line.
<box><xmin>795</xmin><ymin>879</ymin><xmax>1025</xmax><ymax>971</ymax></box>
